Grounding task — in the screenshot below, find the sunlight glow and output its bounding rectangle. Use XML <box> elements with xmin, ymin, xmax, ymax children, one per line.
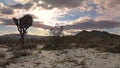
<box><xmin>31</xmin><ymin>8</ymin><xmax>64</xmax><ymax>26</ymax></box>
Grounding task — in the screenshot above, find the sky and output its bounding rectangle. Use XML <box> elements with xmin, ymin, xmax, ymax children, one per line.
<box><xmin>0</xmin><ymin>0</ymin><xmax>120</xmax><ymax>36</ymax></box>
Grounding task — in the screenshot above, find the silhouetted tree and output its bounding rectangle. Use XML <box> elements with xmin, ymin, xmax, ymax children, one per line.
<box><xmin>13</xmin><ymin>14</ymin><xmax>33</xmax><ymax>46</ymax></box>
<box><xmin>49</xmin><ymin>24</ymin><xmax>64</xmax><ymax>36</ymax></box>
<box><xmin>43</xmin><ymin>24</ymin><xmax>64</xmax><ymax>50</ymax></box>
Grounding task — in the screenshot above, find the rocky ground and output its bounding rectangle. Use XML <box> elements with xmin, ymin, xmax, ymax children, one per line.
<box><xmin>3</xmin><ymin>47</ymin><xmax>120</xmax><ymax>68</ymax></box>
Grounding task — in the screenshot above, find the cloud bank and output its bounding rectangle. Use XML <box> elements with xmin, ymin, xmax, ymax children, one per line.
<box><xmin>0</xmin><ymin>0</ymin><xmax>120</xmax><ymax>35</ymax></box>
<box><xmin>64</xmin><ymin>20</ymin><xmax>120</xmax><ymax>30</ymax></box>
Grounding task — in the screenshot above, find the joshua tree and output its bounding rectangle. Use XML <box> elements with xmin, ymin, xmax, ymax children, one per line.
<box><xmin>13</xmin><ymin>14</ymin><xmax>33</xmax><ymax>46</ymax></box>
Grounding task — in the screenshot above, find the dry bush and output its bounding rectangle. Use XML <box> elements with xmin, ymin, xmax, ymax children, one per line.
<box><xmin>0</xmin><ymin>52</ymin><xmax>5</xmax><ymax>58</ymax></box>
<box><xmin>0</xmin><ymin>59</ymin><xmax>9</xmax><ymax>67</ymax></box>
<box><xmin>12</xmin><ymin>49</ymin><xmax>31</xmax><ymax>58</ymax></box>
<box><xmin>106</xmin><ymin>44</ymin><xmax>120</xmax><ymax>53</ymax></box>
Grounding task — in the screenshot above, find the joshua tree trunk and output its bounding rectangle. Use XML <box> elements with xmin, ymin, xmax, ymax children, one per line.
<box><xmin>21</xmin><ymin>33</ymin><xmax>25</xmax><ymax>47</ymax></box>
<box><xmin>18</xmin><ymin>28</ymin><xmax>27</xmax><ymax>47</ymax></box>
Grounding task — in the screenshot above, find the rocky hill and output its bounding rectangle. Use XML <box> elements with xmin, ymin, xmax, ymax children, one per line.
<box><xmin>75</xmin><ymin>30</ymin><xmax>120</xmax><ymax>40</ymax></box>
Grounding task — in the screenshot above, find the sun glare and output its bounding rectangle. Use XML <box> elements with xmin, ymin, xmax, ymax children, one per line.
<box><xmin>30</xmin><ymin>8</ymin><xmax>67</xmax><ymax>26</ymax></box>
<box><xmin>31</xmin><ymin>8</ymin><xmax>57</xmax><ymax>26</ymax></box>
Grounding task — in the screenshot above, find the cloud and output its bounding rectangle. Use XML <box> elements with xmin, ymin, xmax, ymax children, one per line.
<box><xmin>27</xmin><ymin>0</ymin><xmax>92</xmax><ymax>11</ymax></box>
<box><xmin>39</xmin><ymin>0</ymin><xmax>85</xmax><ymax>9</ymax></box>
<box><xmin>65</xmin><ymin>16</ymin><xmax>93</xmax><ymax>25</ymax></box>
<box><xmin>0</xmin><ymin>8</ymin><xmax>14</xmax><ymax>14</ymax></box>
<box><xmin>64</xmin><ymin>29</ymin><xmax>82</xmax><ymax>35</ymax></box>
<box><xmin>10</xmin><ymin>3</ymin><xmax>33</xmax><ymax>10</ymax></box>
<box><xmin>32</xmin><ymin>21</ymin><xmax>52</xmax><ymax>29</ymax></box>
<box><xmin>15</xmin><ymin>0</ymin><xmax>30</xmax><ymax>4</ymax></box>
<box><xmin>37</xmin><ymin>3</ymin><xmax>53</xmax><ymax>10</ymax></box>
<box><xmin>0</xmin><ymin>0</ymin><xmax>120</xmax><ymax>36</ymax></box>
<box><xmin>79</xmin><ymin>0</ymin><xmax>94</xmax><ymax>11</ymax></box>
<box><xmin>94</xmin><ymin>0</ymin><xmax>120</xmax><ymax>21</ymax></box>
<box><xmin>0</xmin><ymin>2</ymin><xmax>4</xmax><ymax>7</ymax></box>
<box><xmin>28</xmin><ymin>27</ymin><xmax>49</xmax><ymax>36</ymax></box>
<box><xmin>0</xmin><ymin>18</ymin><xmax>52</xmax><ymax>29</ymax></box>
<box><xmin>80</xmin><ymin>5</ymin><xmax>93</xmax><ymax>11</ymax></box>
<box><xmin>30</xmin><ymin>14</ymin><xmax>39</xmax><ymax>19</ymax></box>
<box><xmin>0</xmin><ymin>18</ymin><xmax>14</xmax><ymax>25</ymax></box>
<box><xmin>64</xmin><ymin>18</ymin><xmax>120</xmax><ymax>30</ymax></box>
<box><xmin>0</xmin><ymin>3</ymin><xmax>14</xmax><ymax>15</ymax></box>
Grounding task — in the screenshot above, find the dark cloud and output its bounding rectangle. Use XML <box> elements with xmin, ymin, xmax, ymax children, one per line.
<box><xmin>64</xmin><ymin>20</ymin><xmax>120</xmax><ymax>30</ymax></box>
<box><xmin>1</xmin><ymin>17</ymin><xmax>120</xmax><ymax>31</ymax></box>
<box><xmin>0</xmin><ymin>8</ymin><xmax>14</xmax><ymax>14</ymax></box>
<box><xmin>0</xmin><ymin>18</ymin><xmax>52</xmax><ymax>29</ymax></box>
<box><xmin>10</xmin><ymin>3</ymin><xmax>33</xmax><ymax>10</ymax></box>
<box><xmin>0</xmin><ymin>18</ymin><xmax>14</xmax><ymax>25</ymax></box>
<box><xmin>40</xmin><ymin>0</ymin><xmax>85</xmax><ymax>9</ymax></box>
<box><xmin>32</xmin><ymin>21</ymin><xmax>52</xmax><ymax>29</ymax></box>
<box><xmin>24</xmin><ymin>3</ymin><xmax>33</xmax><ymax>9</ymax></box>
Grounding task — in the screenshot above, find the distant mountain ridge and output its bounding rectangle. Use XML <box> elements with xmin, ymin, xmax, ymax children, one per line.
<box><xmin>75</xmin><ymin>30</ymin><xmax>120</xmax><ymax>39</ymax></box>
<box><xmin>0</xmin><ymin>30</ymin><xmax>120</xmax><ymax>39</ymax></box>
<box><xmin>0</xmin><ymin>30</ymin><xmax>120</xmax><ymax>44</ymax></box>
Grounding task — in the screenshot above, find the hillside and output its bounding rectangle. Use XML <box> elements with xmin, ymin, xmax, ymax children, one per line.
<box><xmin>75</xmin><ymin>30</ymin><xmax>120</xmax><ymax>40</ymax></box>
<box><xmin>73</xmin><ymin>30</ymin><xmax>120</xmax><ymax>45</ymax></box>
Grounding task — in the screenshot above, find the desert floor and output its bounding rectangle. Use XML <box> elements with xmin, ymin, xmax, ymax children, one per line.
<box><xmin>4</xmin><ymin>47</ymin><xmax>120</xmax><ymax>68</ymax></box>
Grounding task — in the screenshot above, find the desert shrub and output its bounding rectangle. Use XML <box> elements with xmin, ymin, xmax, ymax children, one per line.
<box><xmin>76</xmin><ymin>43</ymin><xmax>99</xmax><ymax>49</ymax></box>
<box><xmin>43</xmin><ymin>43</ymin><xmax>72</xmax><ymax>50</ymax></box>
<box><xmin>12</xmin><ymin>49</ymin><xmax>31</xmax><ymax>58</ymax></box>
<box><xmin>43</xmin><ymin>36</ymin><xmax>61</xmax><ymax>50</ymax></box>
<box><xmin>87</xmin><ymin>44</ymin><xmax>98</xmax><ymax>48</ymax></box>
<box><xmin>0</xmin><ymin>59</ymin><xmax>9</xmax><ymax>67</ymax></box>
<box><xmin>6</xmin><ymin>43</ymin><xmax>16</xmax><ymax>48</ymax></box>
<box><xmin>7</xmin><ymin>42</ymin><xmax>36</xmax><ymax>51</ymax></box>
<box><xmin>42</xmin><ymin>43</ymin><xmax>54</xmax><ymax>50</ymax></box>
<box><xmin>22</xmin><ymin>43</ymin><xmax>36</xmax><ymax>49</ymax></box>
<box><xmin>106</xmin><ymin>45</ymin><xmax>120</xmax><ymax>53</ymax></box>
<box><xmin>6</xmin><ymin>43</ymin><xmax>34</xmax><ymax>58</ymax></box>
<box><xmin>0</xmin><ymin>58</ymin><xmax>13</xmax><ymax>67</ymax></box>
<box><xmin>0</xmin><ymin>52</ymin><xmax>5</xmax><ymax>58</ymax></box>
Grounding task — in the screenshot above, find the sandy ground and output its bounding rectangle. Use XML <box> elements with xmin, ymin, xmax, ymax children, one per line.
<box><xmin>5</xmin><ymin>48</ymin><xmax>120</xmax><ymax>68</ymax></box>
